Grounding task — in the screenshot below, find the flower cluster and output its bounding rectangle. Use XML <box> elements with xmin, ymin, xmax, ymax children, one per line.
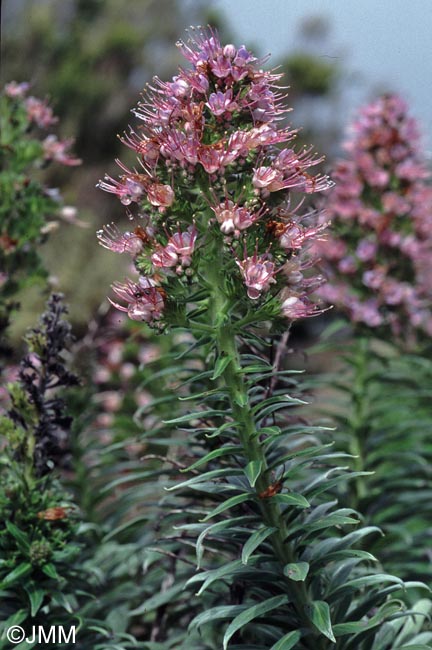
<box><xmin>4</xmin><ymin>81</ymin><xmax>81</xmax><ymax>166</ymax></box>
<box><xmin>316</xmin><ymin>94</ymin><xmax>432</xmax><ymax>339</ymax></box>
<box><xmin>98</xmin><ymin>27</ymin><xmax>332</xmax><ymax>325</ymax></box>
<box><xmin>0</xmin><ymin>82</ymin><xmax>81</xmax><ymax>342</ymax></box>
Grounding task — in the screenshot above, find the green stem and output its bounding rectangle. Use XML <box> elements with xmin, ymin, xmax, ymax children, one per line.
<box><xmin>202</xmin><ymin>237</ymin><xmax>329</xmax><ymax>648</ymax></box>
<box><xmin>348</xmin><ymin>337</ymin><xmax>370</xmax><ymax>506</ymax></box>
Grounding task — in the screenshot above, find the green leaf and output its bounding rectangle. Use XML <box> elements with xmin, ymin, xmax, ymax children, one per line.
<box><xmin>223</xmin><ymin>595</ymin><xmax>289</xmax><ymax>649</ymax></box>
<box><xmin>41</xmin><ymin>563</ymin><xmax>60</xmax><ymax>580</ymax></box>
<box><xmin>329</xmin><ymin>573</ymin><xmax>403</xmax><ymax>600</ymax></box>
<box><xmin>270</xmin><ymin>631</ymin><xmax>302</xmax><ymax>650</ymax></box>
<box><xmin>196</xmin><ymin>517</ymin><xmax>253</xmax><ymax>568</ymax></box>
<box><xmin>201</xmin><ymin>493</ymin><xmax>251</xmax><ymax>522</ymax></box>
<box><xmin>165</xmin><ymin>467</ymin><xmax>241</xmax><ymax>491</ymax></box>
<box><xmin>211</xmin><ymin>355</ymin><xmax>233</xmax><ymax>380</ymax></box>
<box><xmin>189</xmin><ymin>559</ymin><xmax>250</xmax><ymax>596</ymax></box>
<box><xmin>6</xmin><ymin>522</ymin><xmax>30</xmax><ymax>552</ymax></box>
<box><xmin>244</xmin><ymin>461</ymin><xmax>262</xmax><ymax>487</ymax></box>
<box><xmin>163</xmin><ymin>409</ymin><xmax>226</xmax><ymax>424</ymax></box>
<box><xmin>130</xmin><ymin>583</ymin><xmax>184</xmax><ymax>615</ymax></box>
<box><xmin>242</xmin><ymin>527</ymin><xmax>277</xmax><ymax>565</ymax></box>
<box><xmin>24</xmin><ymin>584</ymin><xmax>45</xmax><ymax>617</ymax></box>
<box><xmin>397</xmin><ymin>646</ymin><xmax>432</xmax><ymax>649</ymax></box>
<box><xmin>305</xmin><ymin>600</ymin><xmax>336</xmax><ymax>643</ymax></box>
<box><xmin>272</xmin><ymin>493</ymin><xmax>310</xmax><ymax>508</ymax></box>
<box><xmin>284</xmin><ymin>562</ymin><xmax>309</xmax><ymax>582</ymax></box>
<box><xmin>0</xmin><ymin>562</ymin><xmax>32</xmax><ymax>588</ymax></box>
<box><xmin>183</xmin><ymin>446</ymin><xmax>241</xmax><ymax>472</ymax></box>
<box><xmin>233</xmin><ymin>391</ymin><xmax>248</xmax><ymax>407</ymax></box>
<box><xmin>190</xmin><ymin>605</ymin><xmax>247</xmax><ymax>632</ymax></box>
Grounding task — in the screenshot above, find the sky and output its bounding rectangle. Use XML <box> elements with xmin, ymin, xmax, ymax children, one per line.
<box><xmin>214</xmin><ymin>0</ymin><xmax>432</xmax><ymax>148</ymax></box>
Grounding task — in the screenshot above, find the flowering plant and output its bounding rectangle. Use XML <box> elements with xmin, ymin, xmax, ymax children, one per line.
<box><xmin>316</xmin><ymin>94</ymin><xmax>432</xmax><ymax>341</ymax></box>
<box><xmin>97</xmin><ymin>29</ymin><xmax>431</xmax><ymax>649</ymax></box>
<box><xmin>0</xmin><ymin>82</ymin><xmax>81</xmax><ymax>348</ymax></box>
<box><xmin>311</xmin><ymin>95</ymin><xmax>432</xmax><ymax>585</ymax></box>
<box><xmin>98</xmin><ymin>27</ymin><xmax>331</xmax><ymax>328</ymax></box>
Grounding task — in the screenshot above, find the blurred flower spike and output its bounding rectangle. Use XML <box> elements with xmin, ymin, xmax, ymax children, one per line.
<box><xmin>98</xmin><ymin>26</ymin><xmax>333</xmax><ymax>327</ymax></box>
<box><xmin>316</xmin><ymin>94</ymin><xmax>432</xmax><ymax>340</ymax></box>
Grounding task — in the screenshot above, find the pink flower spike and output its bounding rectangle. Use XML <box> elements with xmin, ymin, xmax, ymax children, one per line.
<box><xmin>236</xmin><ymin>253</ymin><xmax>276</xmax><ymax>299</ymax></box>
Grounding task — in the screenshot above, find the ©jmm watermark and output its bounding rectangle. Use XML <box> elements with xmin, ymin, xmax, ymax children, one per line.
<box><xmin>6</xmin><ymin>625</ymin><xmax>76</xmax><ymax>644</ymax></box>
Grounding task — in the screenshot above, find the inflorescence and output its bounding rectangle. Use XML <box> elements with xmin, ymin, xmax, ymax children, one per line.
<box><xmin>97</xmin><ymin>27</ymin><xmax>333</xmax><ymax>326</ymax></box>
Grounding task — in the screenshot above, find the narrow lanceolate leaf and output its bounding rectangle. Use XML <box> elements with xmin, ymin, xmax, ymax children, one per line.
<box><xmin>188</xmin><ymin>559</ymin><xmax>252</xmax><ymax>595</ymax></box>
<box><xmin>283</xmin><ymin>562</ymin><xmax>309</xmax><ymax>582</ymax></box>
<box><xmin>211</xmin><ymin>354</ymin><xmax>233</xmax><ymax>379</ymax></box>
<box><xmin>244</xmin><ymin>460</ymin><xmax>262</xmax><ymax>487</ymax></box>
<box><xmin>41</xmin><ymin>563</ymin><xmax>60</xmax><ymax>580</ymax></box>
<box><xmin>270</xmin><ymin>630</ymin><xmax>302</xmax><ymax>650</ymax></box>
<box><xmin>189</xmin><ymin>605</ymin><xmax>248</xmax><ymax>632</ymax></box>
<box><xmin>165</xmin><ymin>467</ymin><xmax>241</xmax><ymax>491</ymax></box>
<box><xmin>24</xmin><ymin>585</ymin><xmax>45</xmax><ymax>617</ymax></box>
<box><xmin>182</xmin><ymin>445</ymin><xmax>241</xmax><ymax>471</ymax></box>
<box><xmin>223</xmin><ymin>595</ymin><xmax>290</xmax><ymax>649</ymax></box>
<box><xmin>0</xmin><ymin>562</ymin><xmax>32</xmax><ymax>588</ymax></box>
<box><xmin>6</xmin><ymin>522</ymin><xmax>30</xmax><ymax>552</ymax></box>
<box><xmin>242</xmin><ymin>527</ymin><xmax>277</xmax><ymax>564</ymax></box>
<box><xmin>271</xmin><ymin>493</ymin><xmax>310</xmax><ymax>508</ymax></box>
<box><xmin>162</xmin><ymin>409</ymin><xmax>226</xmax><ymax>424</ymax></box>
<box><xmin>201</xmin><ymin>493</ymin><xmax>252</xmax><ymax>522</ymax></box>
<box><xmin>305</xmin><ymin>601</ymin><xmax>336</xmax><ymax>643</ymax></box>
<box><xmin>130</xmin><ymin>583</ymin><xmax>184</xmax><ymax>615</ymax></box>
<box><xmin>196</xmin><ymin>517</ymin><xmax>252</xmax><ymax>568</ymax></box>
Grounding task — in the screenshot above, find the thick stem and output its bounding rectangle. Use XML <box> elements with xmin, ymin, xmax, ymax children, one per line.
<box><xmin>202</xmin><ymin>238</ymin><xmax>329</xmax><ymax>648</ymax></box>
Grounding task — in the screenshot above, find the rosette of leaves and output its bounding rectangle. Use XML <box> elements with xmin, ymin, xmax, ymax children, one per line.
<box><xmin>95</xmin><ymin>28</ymin><xmax>432</xmax><ymax>649</ymax></box>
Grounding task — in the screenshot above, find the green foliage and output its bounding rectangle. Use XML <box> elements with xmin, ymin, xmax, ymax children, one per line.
<box><xmin>310</xmin><ymin>329</ymin><xmax>432</xmax><ymax>584</ymax></box>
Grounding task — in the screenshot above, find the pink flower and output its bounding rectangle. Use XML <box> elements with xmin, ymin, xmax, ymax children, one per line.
<box><xmin>25</xmin><ymin>96</ymin><xmax>58</xmax><ymax>128</ymax></box>
<box><xmin>152</xmin><ymin>226</ymin><xmax>197</xmax><ymax>269</ymax></box>
<box><xmin>97</xmin><ymin>175</ymin><xmax>144</xmax><ymax>206</ymax></box>
<box><xmin>281</xmin><ymin>295</ymin><xmax>324</xmax><ymax>319</ymax></box>
<box><xmin>97</xmin><ymin>223</ymin><xmax>144</xmax><ymax>255</ymax></box>
<box><xmin>167</xmin><ymin>226</ymin><xmax>197</xmax><ymax>265</ymax></box>
<box><xmin>211</xmin><ymin>199</ymin><xmax>263</xmax><ymax>234</ymax></box>
<box><xmin>252</xmin><ymin>166</ymin><xmax>284</xmax><ymax>191</ymax></box>
<box><xmin>206</xmin><ymin>89</ymin><xmax>238</xmax><ymax>116</ymax></box>
<box><xmin>42</xmin><ymin>135</ymin><xmax>81</xmax><ymax>166</ymax></box>
<box><xmin>4</xmin><ymin>81</ymin><xmax>30</xmax><ymax>98</ymax></box>
<box><xmin>151</xmin><ymin>245</ymin><xmax>179</xmax><ymax>268</ymax></box>
<box><xmin>147</xmin><ymin>183</ymin><xmax>174</xmax><ymax>208</ymax></box>
<box><xmin>236</xmin><ymin>252</ymin><xmax>276</xmax><ymax>299</ymax></box>
<box><xmin>109</xmin><ymin>277</ymin><xmax>165</xmax><ymax>322</ymax></box>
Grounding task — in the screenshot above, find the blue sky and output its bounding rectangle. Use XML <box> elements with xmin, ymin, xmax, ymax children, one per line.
<box><xmin>214</xmin><ymin>0</ymin><xmax>432</xmax><ymax>148</ymax></box>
